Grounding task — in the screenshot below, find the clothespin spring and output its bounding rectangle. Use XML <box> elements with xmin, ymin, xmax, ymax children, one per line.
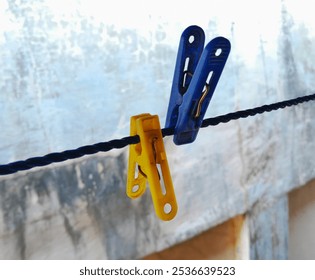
<box><xmin>195</xmin><ymin>83</ymin><xmax>210</xmax><ymax>118</ymax></box>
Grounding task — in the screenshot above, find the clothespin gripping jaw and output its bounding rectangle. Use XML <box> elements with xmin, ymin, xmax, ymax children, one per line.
<box><xmin>126</xmin><ymin>114</ymin><xmax>148</xmax><ymax>199</ymax></box>
<box><xmin>126</xmin><ymin>114</ymin><xmax>178</xmax><ymax>221</ymax></box>
<box><xmin>165</xmin><ymin>25</ymin><xmax>205</xmax><ymax>129</ymax></box>
<box><xmin>174</xmin><ymin>36</ymin><xmax>231</xmax><ymax>145</ymax></box>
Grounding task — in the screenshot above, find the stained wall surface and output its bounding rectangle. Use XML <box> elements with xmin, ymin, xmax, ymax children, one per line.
<box><xmin>289</xmin><ymin>179</ymin><xmax>315</xmax><ymax>259</ymax></box>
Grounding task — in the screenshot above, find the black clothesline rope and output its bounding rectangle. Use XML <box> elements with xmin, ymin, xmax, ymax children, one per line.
<box><xmin>0</xmin><ymin>93</ymin><xmax>314</xmax><ymax>176</ymax></box>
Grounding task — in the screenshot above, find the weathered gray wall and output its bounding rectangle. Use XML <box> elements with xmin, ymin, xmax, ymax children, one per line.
<box><xmin>248</xmin><ymin>195</ymin><xmax>288</xmax><ymax>259</ymax></box>
<box><xmin>0</xmin><ymin>154</ymin><xmax>149</xmax><ymax>259</ymax></box>
<box><xmin>0</xmin><ymin>0</ymin><xmax>315</xmax><ymax>259</ymax></box>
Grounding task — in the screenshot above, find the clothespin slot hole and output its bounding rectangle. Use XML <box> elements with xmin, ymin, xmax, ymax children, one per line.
<box><xmin>134</xmin><ymin>163</ymin><xmax>139</xmax><ymax>178</ymax></box>
<box><xmin>206</xmin><ymin>71</ymin><xmax>213</xmax><ymax>85</ymax></box>
<box><xmin>164</xmin><ymin>203</ymin><xmax>172</xmax><ymax>214</ymax></box>
<box><xmin>156</xmin><ymin>163</ymin><xmax>166</xmax><ymax>195</ymax></box>
<box><xmin>201</xmin><ymin>71</ymin><xmax>213</xmax><ymax>95</ymax></box>
<box><xmin>215</xmin><ymin>48</ymin><xmax>222</xmax><ymax>56</ymax></box>
<box><xmin>132</xmin><ymin>185</ymin><xmax>140</xmax><ymax>193</ymax></box>
<box><xmin>151</xmin><ymin>137</ymin><xmax>166</xmax><ymax>195</ymax></box>
<box><xmin>184</xmin><ymin>57</ymin><xmax>190</xmax><ymax>72</ymax></box>
<box><xmin>188</xmin><ymin>35</ymin><xmax>195</xmax><ymax>43</ymax></box>
<box><xmin>182</xmin><ymin>57</ymin><xmax>192</xmax><ymax>90</ymax></box>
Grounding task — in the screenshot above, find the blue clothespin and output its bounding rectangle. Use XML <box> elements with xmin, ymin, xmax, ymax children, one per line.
<box><xmin>165</xmin><ymin>25</ymin><xmax>231</xmax><ymax>145</ymax></box>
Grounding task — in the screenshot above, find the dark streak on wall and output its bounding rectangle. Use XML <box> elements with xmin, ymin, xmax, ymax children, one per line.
<box><xmin>0</xmin><ymin>152</ymin><xmax>154</xmax><ymax>259</ymax></box>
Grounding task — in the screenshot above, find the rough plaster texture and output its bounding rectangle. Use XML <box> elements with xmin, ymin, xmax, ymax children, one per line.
<box><xmin>0</xmin><ymin>0</ymin><xmax>315</xmax><ymax>259</ymax></box>
<box><xmin>248</xmin><ymin>195</ymin><xmax>288</xmax><ymax>259</ymax></box>
<box><xmin>145</xmin><ymin>215</ymin><xmax>249</xmax><ymax>260</ymax></box>
<box><xmin>289</xmin><ymin>179</ymin><xmax>315</xmax><ymax>259</ymax></box>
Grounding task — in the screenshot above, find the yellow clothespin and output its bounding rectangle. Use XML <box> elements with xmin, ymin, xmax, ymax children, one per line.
<box><xmin>126</xmin><ymin>113</ymin><xmax>177</xmax><ymax>221</ymax></box>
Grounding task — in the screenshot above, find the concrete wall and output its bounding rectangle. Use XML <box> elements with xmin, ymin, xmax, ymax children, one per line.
<box><xmin>289</xmin><ymin>179</ymin><xmax>315</xmax><ymax>259</ymax></box>
<box><xmin>0</xmin><ymin>0</ymin><xmax>315</xmax><ymax>259</ymax></box>
<box><xmin>144</xmin><ymin>215</ymin><xmax>249</xmax><ymax>260</ymax></box>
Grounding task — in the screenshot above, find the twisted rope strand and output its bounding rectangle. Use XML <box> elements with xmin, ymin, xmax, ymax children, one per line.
<box><xmin>1</xmin><ymin>93</ymin><xmax>314</xmax><ymax>175</ymax></box>
<box><xmin>0</xmin><ymin>136</ymin><xmax>140</xmax><ymax>175</ymax></box>
<box><xmin>201</xmin><ymin>93</ymin><xmax>315</xmax><ymax>127</ymax></box>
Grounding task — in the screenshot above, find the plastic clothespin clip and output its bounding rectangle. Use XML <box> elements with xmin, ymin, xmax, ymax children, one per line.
<box><xmin>126</xmin><ymin>113</ymin><xmax>177</xmax><ymax>221</ymax></box>
<box><xmin>165</xmin><ymin>25</ymin><xmax>231</xmax><ymax>145</ymax></box>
